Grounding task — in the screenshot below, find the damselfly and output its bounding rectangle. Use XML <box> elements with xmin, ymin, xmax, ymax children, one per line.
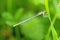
<box><xmin>13</xmin><ymin>10</ymin><xmax>47</xmax><ymax>27</ymax></box>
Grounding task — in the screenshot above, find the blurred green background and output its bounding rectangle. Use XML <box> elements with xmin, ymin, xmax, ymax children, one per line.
<box><xmin>0</xmin><ymin>0</ymin><xmax>60</xmax><ymax>40</ymax></box>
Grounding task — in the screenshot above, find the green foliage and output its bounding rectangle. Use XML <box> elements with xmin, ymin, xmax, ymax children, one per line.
<box><xmin>0</xmin><ymin>0</ymin><xmax>60</xmax><ymax>40</ymax></box>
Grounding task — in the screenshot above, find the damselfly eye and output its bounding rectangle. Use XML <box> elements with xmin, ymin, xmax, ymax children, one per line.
<box><xmin>43</xmin><ymin>12</ymin><xmax>48</xmax><ymax>18</ymax></box>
